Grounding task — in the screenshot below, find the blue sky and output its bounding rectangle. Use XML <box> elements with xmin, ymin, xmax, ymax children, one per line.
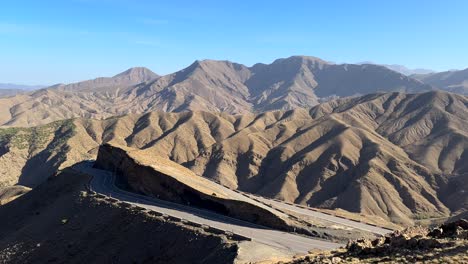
<box><xmin>1</xmin><ymin>0</ymin><xmax>467</xmax><ymax>85</ymax></box>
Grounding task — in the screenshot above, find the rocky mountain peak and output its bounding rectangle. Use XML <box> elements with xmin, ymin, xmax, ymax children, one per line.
<box><xmin>113</xmin><ymin>67</ymin><xmax>159</xmax><ymax>81</ymax></box>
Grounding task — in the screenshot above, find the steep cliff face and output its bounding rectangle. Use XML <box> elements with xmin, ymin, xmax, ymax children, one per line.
<box><xmin>94</xmin><ymin>143</ymin><xmax>299</xmax><ymax>232</ymax></box>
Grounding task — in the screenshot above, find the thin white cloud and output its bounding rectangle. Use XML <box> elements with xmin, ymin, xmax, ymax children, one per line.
<box><xmin>142</xmin><ymin>18</ymin><xmax>169</xmax><ymax>25</ymax></box>
<box><xmin>134</xmin><ymin>40</ymin><xmax>161</xmax><ymax>47</ymax></box>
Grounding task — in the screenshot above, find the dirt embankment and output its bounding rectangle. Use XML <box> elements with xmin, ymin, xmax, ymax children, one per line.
<box><xmin>94</xmin><ymin>143</ymin><xmax>298</xmax><ymax>233</ymax></box>
<box><xmin>0</xmin><ymin>170</ymin><xmax>239</xmax><ymax>264</ymax></box>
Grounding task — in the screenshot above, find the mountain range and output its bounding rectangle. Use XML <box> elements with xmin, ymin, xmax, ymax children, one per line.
<box><xmin>0</xmin><ymin>90</ymin><xmax>466</xmax><ymax>225</ymax></box>
<box><xmin>0</xmin><ymin>56</ymin><xmax>438</xmax><ymax>127</ymax></box>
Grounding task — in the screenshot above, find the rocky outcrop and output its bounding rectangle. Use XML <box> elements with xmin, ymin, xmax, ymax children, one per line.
<box><xmin>0</xmin><ymin>185</ymin><xmax>30</xmax><ymax>205</ymax></box>
<box><xmin>346</xmin><ymin>229</ymin><xmax>441</xmax><ymax>255</ymax></box>
<box><xmin>344</xmin><ymin>220</ymin><xmax>468</xmax><ymax>256</ymax></box>
<box><xmin>94</xmin><ymin>143</ymin><xmax>297</xmax><ymax>232</ymax></box>
<box><xmin>285</xmin><ymin>220</ymin><xmax>468</xmax><ymax>263</ymax></box>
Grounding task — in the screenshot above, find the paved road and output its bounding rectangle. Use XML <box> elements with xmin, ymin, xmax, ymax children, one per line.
<box><xmin>242</xmin><ymin>193</ymin><xmax>393</xmax><ymax>235</ymax></box>
<box><xmin>75</xmin><ymin>163</ymin><xmax>343</xmax><ymax>254</ymax></box>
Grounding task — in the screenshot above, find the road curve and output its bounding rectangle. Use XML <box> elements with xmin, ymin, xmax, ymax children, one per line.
<box><xmin>74</xmin><ymin>162</ymin><xmax>343</xmax><ymax>254</ymax></box>
<box><xmin>242</xmin><ymin>193</ymin><xmax>393</xmax><ymax>235</ymax></box>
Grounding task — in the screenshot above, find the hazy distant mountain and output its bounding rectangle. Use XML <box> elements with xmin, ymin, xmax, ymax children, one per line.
<box><xmin>382</xmin><ymin>64</ymin><xmax>435</xmax><ymax>76</ymax></box>
<box><xmin>0</xmin><ymin>56</ymin><xmax>433</xmax><ymax>127</ymax></box>
<box><xmin>0</xmin><ymin>83</ymin><xmax>44</xmax><ymax>90</ymax></box>
<box><xmin>413</xmin><ymin>68</ymin><xmax>468</xmax><ymax>95</ymax></box>
<box><xmin>0</xmin><ymin>83</ymin><xmax>44</xmax><ymax>98</ymax></box>
<box><xmin>0</xmin><ymin>89</ymin><xmax>25</xmax><ymax>98</ymax></box>
<box><xmin>358</xmin><ymin>62</ymin><xmax>435</xmax><ymax>76</ymax></box>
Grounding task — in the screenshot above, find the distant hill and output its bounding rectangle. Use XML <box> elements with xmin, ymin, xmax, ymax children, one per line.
<box><xmin>357</xmin><ymin>62</ymin><xmax>435</xmax><ymax>76</ymax></box>
<box><xmin>0</xmin><ymin>83</ymin><xmax>44</xmax><ymax>98</ymax></box>
<box><xmin>413</xmin><ymin>68</ymin><xmax>468</xmax><ymax>95</ymax></box>
<box><xmin>0</xmin><ymin>56</ymin><xmax>434</xmax><ymax>127</ymax></box>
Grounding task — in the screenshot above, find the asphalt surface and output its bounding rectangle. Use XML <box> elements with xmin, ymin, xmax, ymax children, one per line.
<box><xmin>243</xmin><ymin>193</ymin><xmax>393</xmax><ymax>235</ymax></box>
<box><xmin>75</xmin><ymin>163</ymin><xmax>343</xmax><ymax>254</ymax></box>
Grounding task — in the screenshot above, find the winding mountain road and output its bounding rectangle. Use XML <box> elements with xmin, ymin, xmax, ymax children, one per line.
<box><xmin>74</xmin><ymin>162</ymin><xmax>343</xmax><ymax>254</ymax></box>
<box><xmin>241</xmin><ymin>193</ymin><xmax>393</xmax><ymax>235</ymax></box>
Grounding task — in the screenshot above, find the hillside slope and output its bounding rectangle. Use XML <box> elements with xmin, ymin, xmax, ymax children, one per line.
<box><xmin>0</xmin><ymin>91</ymin><xmax>466</xmax><ymax>225</ymax></box>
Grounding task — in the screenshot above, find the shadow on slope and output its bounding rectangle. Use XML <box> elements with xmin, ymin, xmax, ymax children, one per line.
<box><xmin>18</xmin><ymin>121</ymin><xmax>75</xmax><ymax>187</ymax></box>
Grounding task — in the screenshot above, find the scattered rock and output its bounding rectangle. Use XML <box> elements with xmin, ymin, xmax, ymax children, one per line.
<box><xmin>428</xmin><ymin>219</ymin><xmax>468</xmax><ymax>239</ymax></box>
<box><xmin>389</xmin><ymin>234</ymin><xmax>409</xmax><ymax>247</ymax></box>
<box><xmin>331</xmin><ymin>256</ymin><xmax>342</xmax><ymax>263</ymax></box>
<box><xmin>346</xmin><ymin>239</ymin><xmax>372</xmax><ymax>253</ymax></box>
<box><xmin>428</xmin><ymin>227</ymin><xmax>443</xmax><ymax>238</ymax></box>
<box><xmin>417</xmin><ymin>238</ymin><xmax>440</xmax><ymax>249</ymax></box>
